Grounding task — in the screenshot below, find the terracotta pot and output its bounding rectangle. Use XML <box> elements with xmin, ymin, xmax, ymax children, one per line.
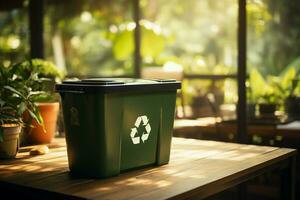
<box><xmin>0</xmin><ymin>124</ymin><xmax>21</xmax><ymax>159</ymax></box>
<box><xmin>23</xmin><ymin>102</ymin><xmax>60</xmax><ymax>145</ymax></box>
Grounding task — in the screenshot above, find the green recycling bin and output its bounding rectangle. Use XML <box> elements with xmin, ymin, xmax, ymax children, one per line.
<box><xmin>56</xmin><ymin>78</ymin><xmax>181</xmax><ymax>178</ymax></box>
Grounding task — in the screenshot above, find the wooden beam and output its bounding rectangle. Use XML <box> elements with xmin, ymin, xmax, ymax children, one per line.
<box><xmin>237</xmin><ymin>0</ymin><xmax>247</xmax><ymax>144</ymax></box>
<box><xmin>184</xmin><ymin>74</ymin><xmax>238</xmax><ymax>80</ymax></box>
<box><xmin>29</xmin><ymin>0</ymin><xmax>44</xmax><ymax>59</ymax></box>
<box><xmin>133</xmin><ymin>0</ymin><xmax>141</xmax><ymax>78</ymax></box>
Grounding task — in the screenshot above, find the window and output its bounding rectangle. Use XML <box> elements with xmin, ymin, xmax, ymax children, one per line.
<box><xmin>0</xmin><ymin>5</ymin><xmax>28</xmax><ymax>66</ymax></box>
<box><xmin>247</xmin><ymin>0</ymin><xmax>300</xmax><ymax>76</ymax></box>
<box><xmin>45</xmin><ymin>0</ymin><xmax>134</xmax><ymax>77</ymax></box>
<box><xmin>141</xmin><ymin>0</ymin><xmax>238</xmax><ymax>118</ymax></box>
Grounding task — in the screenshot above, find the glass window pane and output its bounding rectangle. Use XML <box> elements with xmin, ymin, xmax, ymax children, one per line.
<box><xmin>0</xmin><ymin>7</ymin><xmax>28</xmax><ymax>66</ymax></box>
<box><xmin>247</xmin><ymin>0</ymin><xmax>300</xmax><ymax>76</ymax></box>
<box><xmin>141</xmin><ymin>0</ymin><xmax>238</xmax><ymax>119</ymax></box>
<box><xmin>45</xmin><ymin>0</ymin><xmax>134</xmax><ymax>77</ymax></box>
<box><xmin>141</xmin><ymin>0</ymin><xmax>238</xmax><ymax>75</ymax></box>
<box><xmin>247</xmin><ymin>0</ymin><xmax>300</xmax><ymax>115</ymax></box>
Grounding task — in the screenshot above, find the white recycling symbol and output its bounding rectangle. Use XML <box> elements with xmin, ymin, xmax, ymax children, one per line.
<box><xmin>130</xmin><ymin>115</ymin><xmax>151</xmax><ymax>144</ymax></box>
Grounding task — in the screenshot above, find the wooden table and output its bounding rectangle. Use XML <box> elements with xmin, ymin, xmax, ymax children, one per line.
<box><xmin>0</xmin><ymin>138</ymin><xmax>296</xmax><ymax>200</ymax></box>
<box><xmin>174</xmin><ymin>118</ymin><xmax>300</xmax><ymax>140</ymax></box>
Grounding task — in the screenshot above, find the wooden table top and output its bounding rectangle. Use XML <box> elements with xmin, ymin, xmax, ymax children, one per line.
<box><xmin>0</xmin><ymin>138</ymin><xmax>296</xmax><ymax>200</ymax></box>
<box><xmin>174</xmin><ymin>118</ymin><xmax>300</xmax><ymax>138</ymax></box>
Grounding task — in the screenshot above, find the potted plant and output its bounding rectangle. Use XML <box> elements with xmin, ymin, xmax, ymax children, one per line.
<box><xmin>0</xmin><ymin>63</ymin><xmax>43</xmax><ymax>159</ymax></box>
<box><xmin>275</xmin><ymin>67</ymin><xmax>300</xmax><ymax>119</ymax></box>
<box><xmin>249</xmin><ymin>68</ymin><xmax>280</xmax><ymax>116</ymax></box>
<box><xmin>258</xmin><ymin>94</ymin><xmax>278</xmax><ymax>116</ymax></box>
<box><xmin>16</xmin><ymin>59</ymin><xmax>65</xmax><ymax>145</ymax></box>
<box><xmin>249</xmin><ymin>67</ymin><xmax>300</xmax><ymax>117</ymax></box>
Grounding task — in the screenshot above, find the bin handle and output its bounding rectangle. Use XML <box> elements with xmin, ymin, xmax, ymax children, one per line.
<box><xmin>59</xmin><ymin>90</ymin><xmax>85</xmax><ymax>94</ymax></box>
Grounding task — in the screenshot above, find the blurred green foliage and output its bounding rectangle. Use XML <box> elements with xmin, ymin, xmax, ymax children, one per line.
<box><xmin>0</xmin><ymin>9</ymin><xmax>29</xmax><ymax>65</ymax></box>
<box><xmin>0</xmin><ymin>61</ymin><xmax>45</xmax><ymax>141</ymax></box>
<box><xmin>1</xmin><ymin>0</ymin><xmax>300</xmax><ymax>108</ymax></box>
<box><xmin>20</xmin><ymin>58</ymin><xmax>65</xmax><ymax>79</ymax></box>
<box><xmin>141</xmin><ymin>0</ymin><xmax>238</xmax><ymax>74</ymax></box>
<box><xmin>248</xmin><ymin>66</ymin><xmax>300</xmax><ymax>105</ymax></box>
<box><xmin>248</xmin><ymin>0</ymin><xmax>300</xmax><ymax>75</ymax></box>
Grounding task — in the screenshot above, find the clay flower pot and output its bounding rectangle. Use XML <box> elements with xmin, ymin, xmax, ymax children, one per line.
<box><xmin>23</xmin><ymin>102</ymin><xmax>60</xmax><ymax>145</ymax></box>
<box><xmin>0</xmin><ymin>124</ymin><xmax>21</xmax><ymax>159</ymax></box>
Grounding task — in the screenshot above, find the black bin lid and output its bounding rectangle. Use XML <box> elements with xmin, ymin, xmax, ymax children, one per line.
<box><xmin>55</xmin><ymin>78</ymin><xmax>181</xmax><ymax>93</ymax></box>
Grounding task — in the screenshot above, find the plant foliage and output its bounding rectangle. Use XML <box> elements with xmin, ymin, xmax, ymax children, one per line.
<box><xmin>0</xmin><ymin>62</ymin><xmax>44</xmax><ymax>141</ymax></box>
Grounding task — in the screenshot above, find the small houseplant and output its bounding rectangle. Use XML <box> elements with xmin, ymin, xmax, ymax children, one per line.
<box><xmin>0</xmin><ymin>63</ymin><xmax>43</xmax><ymax>158</ymax></box>
<box><xmin>249</xmin><ymin>67</ymin><xmax>300</xmax><ymax>117</ymax></box>
<box><xmin>18</xmin><ymin>59</ymin><xmax>65</xmax><ymax>145</ymax></box>
<box><xmin>249</xmin><ymin>68</ymin><xmax>280</xmax><ymax>116</ymax></box>
<box><xmin>284</xmin><ymin>78</ymin><xmax>300</xmax><ymax>119</ymax></box>
<box><xmin>257</xmin><ymin>92</ymin><xmax>278</xmax><ymax>116</ymax></box>
<box><xmin>275</xmin><ymin>67</ymin><xmax>300</xmax><ymax>119</ymax></box>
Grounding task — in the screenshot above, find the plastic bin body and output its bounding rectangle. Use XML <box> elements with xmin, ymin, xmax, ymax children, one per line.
<box><xmin>56</xmin><ymin>78</ymin><xmax>180</xmax><ymax>178</ymax></box>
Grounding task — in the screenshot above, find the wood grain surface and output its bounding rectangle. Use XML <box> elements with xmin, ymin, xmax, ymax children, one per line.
<box><xmin>0</xmin><ymin>137</ymin><xmax>296</xmax><ymax>200</ymax></box>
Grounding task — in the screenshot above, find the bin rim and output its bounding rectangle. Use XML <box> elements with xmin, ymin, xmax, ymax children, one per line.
<box><xmin>55</xmin><ymin>78</ymin><xmax>181</xmax><ymax>93</ymax></box>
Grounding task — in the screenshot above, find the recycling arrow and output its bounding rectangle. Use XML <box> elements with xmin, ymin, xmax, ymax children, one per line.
<box><xmin>130</xmin><ymin>127</ymin><xmax>140</xmax><ymax>144</ymax></box>
<box><xmin>130</xmin><ymin>115</ymin><xmax>151</xmax><ymax>144</ymax></box>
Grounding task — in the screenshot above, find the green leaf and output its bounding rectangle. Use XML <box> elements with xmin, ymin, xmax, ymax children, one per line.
<box><xmin>0</xmin><ymin>98</ymin><xmax>5</xmax><ymax>107</ymax></box>
<box><xmin>28</xmin><ymin>109</ymin><xmax>42</xmax><ymax>125</ymax></box>
<box><xmin>29</xmin><ymin>92</ymin><xmax>53</xmax><ymax>102</ymax></box>
<box><xmin>4</xmin><ymin>86</ymin><xmax>25</xmax><ymax>99</ymax></box>
<box><xmin>30</xmin><ymin>59</ymin><xmax>64</xmax><ymax>79</ymax></box>
<box><xmin>249</xmin><ymin>68</ymin><xmax>267</xmax><ymax>100</ymax></box>
<box><xmin>112</xmin><ymin>30</ymin><xmax>134</xmax><ymax>60</ymax></box>
<box><xmin>112</xmin><ymin>23</ymin><xmax>167</xmax><ymax>61</ymax></box>
<box><xmin>17</xmin><ymin>102</ymin><xmax>26</xmax><ymax>116</ymax></box>
<box><xmin>293</xmin><ymin>82</ymin><xmax>300</xmax><ymax>96</ymax></box>
<box><xmin>141</xmin><ymin>28</ymin><xmax>166</xmax><ymax>58</ymax></box>
<box><xmin>281</xmin><ymin>57</ymin><xmax>300</xmax><ymax>76</ymax></box>
<box><xmin>28</xmin><ymin>91</ymin><xmax>47</xmax><ymax>100</ymax></box>
<box><xmin>281</xmin><ymin>67</ymin><xmax>296</xmax><ymax>91</ymax></box>
<box><xmin>28</xmin><ymin>106</ymin><xmax>45</xmax><ymax>132</ymax></box>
